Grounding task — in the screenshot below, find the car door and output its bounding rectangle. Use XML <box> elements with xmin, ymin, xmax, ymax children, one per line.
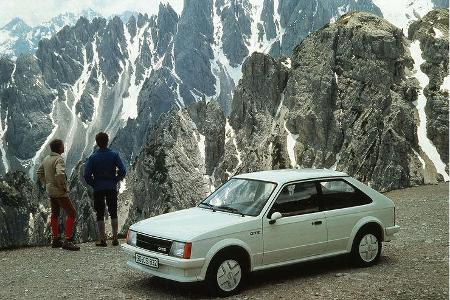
<box><xmin>318</xmin><ymin>179</ymin><xmax>373</xmax><ymax>253</ymax></box>
<box><xmin>262</xmin><ymin>181</ymin><xmax>328</xmax><ymax>266</ymax></box>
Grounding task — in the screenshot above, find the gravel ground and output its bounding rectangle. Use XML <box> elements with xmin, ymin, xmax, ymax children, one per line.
<box><xmin>0</xmin><ymin>183</ymin><xmax>448</xmax><ymax>299</ymax></box>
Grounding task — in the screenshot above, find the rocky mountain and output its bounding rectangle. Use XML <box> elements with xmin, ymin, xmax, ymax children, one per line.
<box><xmin>0</xmin><ymin>3</ymin><xmax>448</xmax><ymax>249</ymax></box>
<box><xmin>0</xmin><ymin>9</ymin><xmax>101</xmax><ymax>60</ymax></box>
<box><xmin>121</xmin><ymin>10</ymin><xmax>449</xmax><ymax>228</ymax></box>
<box><xmin>408</xmin><ymin>8</ymin><xmax>449</xmax><ymax>175</ymax></box>
<box><xmin>0</xmin><ymin>0</ymin><xmax>386</xmax><ymax>178</ymax></box>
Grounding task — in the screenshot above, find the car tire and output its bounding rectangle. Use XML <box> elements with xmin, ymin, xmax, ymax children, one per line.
<box><xmin>351</xmin><ymin>228</ymin><xmax>382</xmax><ymax>267</ymax></box>
<box><xmin>205</xmin><ymin>254</ymin><xmax>246</xmax><ymax>297</ymax></box>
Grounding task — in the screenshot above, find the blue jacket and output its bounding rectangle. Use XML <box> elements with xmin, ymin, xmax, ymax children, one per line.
<box><xmin>83</xmin><ymin>148</ymin><xmax>126</xmax><ymax>192</ymax></box>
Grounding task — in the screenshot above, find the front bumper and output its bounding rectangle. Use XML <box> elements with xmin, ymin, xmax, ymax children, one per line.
<box><xmin>121</xmin><ymin>243</ymin><xmax>205</xmax><ymax>282</ymax></box>
<box><xmin>384</xmin><ymin>225</ymin><xmax>400</xmax><ymax>242</ymax></box>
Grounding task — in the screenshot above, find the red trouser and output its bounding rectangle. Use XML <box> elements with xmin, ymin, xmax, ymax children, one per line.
<box><xmin>49</xmin><ymin>197</ymin><xmax>76</xmax><ymax>240</ymax></box>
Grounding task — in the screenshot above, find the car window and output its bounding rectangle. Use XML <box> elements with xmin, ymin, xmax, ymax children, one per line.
<box><xmin>270</xmin><ymin>181</ymin><xmax>319</xmax><ymax>217</ymax></box>
<box><xmin>201</xmin><ymin>179</ymin><xmax>277</xmax><ymax>216</ymax></box>
<box><xmin>319</xmin><ymin>179</ymin><xmax>372</xmax><ymax>210</ymax></box>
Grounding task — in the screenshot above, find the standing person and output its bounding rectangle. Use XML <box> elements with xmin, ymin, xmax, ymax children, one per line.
<box><xmin>37</xmin><ymin>139</ymin><xmax>80</xmax><ymax>251</ymax></box>
<box><xmin>84</xmin><ymin>132</ymin><xmax>126</xmax><ymax>247</ymax></box>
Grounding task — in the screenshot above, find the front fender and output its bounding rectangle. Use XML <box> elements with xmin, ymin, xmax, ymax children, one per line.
<box><xmin>198</xmin><ymin>238</ymin><xmax>253</xmax><ymax>280</ymax></box>
<box><xmin>346</xmin><ymin>217</ymin><xmax>385</xmax><ymax>252</ymax></box>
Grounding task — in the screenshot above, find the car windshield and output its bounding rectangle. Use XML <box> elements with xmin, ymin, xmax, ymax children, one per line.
<box><xmin>199</xmin><ymin>178</ymin><xmax>277</xmax><ymax>216</ymax></box>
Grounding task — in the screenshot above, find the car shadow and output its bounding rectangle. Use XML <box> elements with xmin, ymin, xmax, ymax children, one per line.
<box><xmin>122</xmin><ymin>254</ymin><xmax>395</xmax><ymax>298</ymax></box>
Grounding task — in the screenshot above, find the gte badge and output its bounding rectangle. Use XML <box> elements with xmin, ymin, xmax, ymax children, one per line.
<box><xmin>158</xmin><ymin>246</ymin><xmax>167</xmax><ymax>252</ymax></box>
<box><xmin>250</xmin><ymin>230</ymin><xmax>260</xmax><ymax>236</ymax></box>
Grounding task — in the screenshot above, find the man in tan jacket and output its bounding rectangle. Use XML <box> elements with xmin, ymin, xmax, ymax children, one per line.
<box><xmin>37</xmin><ymin>139</ymin><xmax>80</xmax><ymax>251</ymax></box>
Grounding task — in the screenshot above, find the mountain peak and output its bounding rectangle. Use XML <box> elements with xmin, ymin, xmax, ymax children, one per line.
<box><xmin>2</xmin><ymin>17</ymin><xmax>31</xmax><ymax>33</ymax></box>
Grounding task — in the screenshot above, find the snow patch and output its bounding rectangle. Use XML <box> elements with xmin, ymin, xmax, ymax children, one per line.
<box><xmin>281</xmin><ymin>58</ymin><xmax>291</xmax><ymax>69</ymax></box>
<box><xmin>225</xmin><ymin>119</ymin><xmax>242</xmax><ymax>172</ymax></box>
<box><xmin>211</xmin><ymin>0</ymin><xmax>242</xmax><ymax>91</ymax></box>
<box><xmin>412</xmin><ymin>149</ymin><xmax>426</xmax><ymax>170</ymax></box>
<box><xmin>440</xmin><ymin>75</ymin><xmax>449</xmax><ymax>92</ymax></box>
<box><xmin>0</xmin><ymin>108</ymin><xmax>9</xmax><ymax>173</ymax></box>
<box><xmin>433</xmin><ymin>27</ymin><xmax>444</xmax><ymax>39</ymax></box>
<box><xmin>197</xmin><ymin>132</ymin><xmax>206</xmax><ymax>161</ymax></box>
<box><xmin>27</xmin><ymin>212</ymin><xmax>35</xmax><ymax>236</ymax></box>
<box><xmin>119</xmin><ymin>178</ymin><xmax>127</xmax><ymax>194</ymax></box>
<box><xmin>331</xmin><ymin>153</ymin><xmax>341</xmax><ymax>171</ymax></box>
<box><xmin>284</xmin><ymin>121</ymin><xmax>298</xmax><ymax>168</ymax></box>
<box><xmin>29</xmin><ymin>98</ymin><xmax>59</xmax><ymax>177</ymax></box>
<box><xmin>64</xmin><ymin>47</ymin><xmax>92</xmax><ymax>156</ymax></box>
<box><xmin>275</xmin><ymin>93</ymin><xmax>284</xmax><ymax>118</ymax></box>
<box><xmin>121</xmin><ymin>22</ymin><xmax>151</xmax><ymax>120</ymax></box>
<box><xmin>410</xmin><ymin>40</ymin><xmax>449</xmax><ymax>181</ymax></box>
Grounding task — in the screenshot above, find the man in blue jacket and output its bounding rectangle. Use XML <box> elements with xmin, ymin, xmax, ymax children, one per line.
<box><xmin>84</xmin><ymin>132</ymin><xmax>126</xmax><ymax>246</ymax></box>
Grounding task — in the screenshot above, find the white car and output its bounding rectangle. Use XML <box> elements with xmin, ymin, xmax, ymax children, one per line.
<box><xmin>122</xmin><ymin>169</ymin><xmax>400</xmax><ymax>296</ymax></box>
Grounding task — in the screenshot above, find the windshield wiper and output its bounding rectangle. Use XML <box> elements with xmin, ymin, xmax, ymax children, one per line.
<box><xmin>216</xmin><ymin>205</ymin><xmax>245</xmax><ymax>217</ymax></box>
<box><xmin>199</xmin><ymin>202</ymin><xmax>216</xmax><ymax>212</ymax></box>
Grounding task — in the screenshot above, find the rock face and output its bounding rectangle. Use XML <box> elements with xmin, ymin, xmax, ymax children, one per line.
<box><xmin>120</xmin><ymin>11</ymin><xmax>448</xmax><ymax>229</ymax></box>
<box><xmin>283</xmin><ymin>12</ymin><xmax>426</xmax><ymax>191</ymax></box>
<box><xmin>409</xmin><ymin>9</ymin><xmax>449</xmax><ymax>172</ymax></box>
<box><xmin>122</xmin><ymin>101</ymin><xmax>225</xmax><ymax>229</ymax></box>
<box><xmin>1</xmin><ymin>6</ymin><xmax>449</xmax><ymax>249</ymax></box>
<box><xmin>0</xmin><ymin>0</ymin><xmax>388</xmax><ymax>178</ymax></box>
<box><xmin>269</xmin><ymin>0</ymin><xmax>382</xmax><ymax>57</ymax></box>
<box><xmin>0</xmin><ymin>172</ymin><xmax>49</xmax><ymax>248</ymax></box>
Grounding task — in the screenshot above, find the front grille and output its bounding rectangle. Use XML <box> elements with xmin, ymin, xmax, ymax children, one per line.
<box><xmin>136</xmin><ymin>233</ymin><xmax>172</xmax><ymax>255</ymax></box>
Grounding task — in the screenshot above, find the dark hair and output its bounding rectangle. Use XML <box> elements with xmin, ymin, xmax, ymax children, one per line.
<box><xmin>49</xmin><ymin>139</ymin><xmax>63</xmax><ymax>153</ymax></box>
<box><xmin>95</xmin><ymin>132</ymin><xmax>109</xmax><ymax>149</ymax></box>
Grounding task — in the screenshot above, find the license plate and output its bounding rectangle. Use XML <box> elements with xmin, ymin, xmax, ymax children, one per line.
<box><xmin>135</xmin><ymin>253</ymin><xmax>159</xmax><ymax>269</ymax></box>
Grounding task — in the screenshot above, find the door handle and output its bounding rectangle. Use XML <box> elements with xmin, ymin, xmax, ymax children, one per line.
<box><xmin>312</xmin><ymin>220</ymin><xmax>322</xmax><ymax>226</ymax></box>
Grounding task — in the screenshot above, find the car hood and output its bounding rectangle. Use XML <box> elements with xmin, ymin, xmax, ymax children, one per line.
<box><xmin>131</xmin><ymin>207</ymin><xmax>253</xmax><ymax>241</ymax></box>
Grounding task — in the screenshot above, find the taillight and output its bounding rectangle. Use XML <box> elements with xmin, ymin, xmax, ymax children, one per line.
<box><xmin>183</xmin><ymin>243</ymin><xmax>192</xmax><ymax>259</ymax></box>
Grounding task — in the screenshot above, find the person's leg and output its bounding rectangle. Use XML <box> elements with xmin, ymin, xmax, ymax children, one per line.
<box><xmin>105</xmin><ymin>190</ymin><xmax>119</xmax><ymax>245</ymax></box>
<box><xmin>49</xmin><ymin>197</ymin><xmax>62</xmax><ymax>247</ymax></box>
<box><xmin>58</xmin><ymin>197</ymin><xmax>80</xmax><ymax>251</ymax></box>
<box><xmin>94</xmin><ymin>191</ymin><xmax>107</xmax><ymax>246</ymax></box>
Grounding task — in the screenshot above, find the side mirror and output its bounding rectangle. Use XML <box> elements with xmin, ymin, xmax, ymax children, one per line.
<box><xmin>269</xmin><ymin>212</ymin><xmax>282</xmax><ymax>224</ymax></box>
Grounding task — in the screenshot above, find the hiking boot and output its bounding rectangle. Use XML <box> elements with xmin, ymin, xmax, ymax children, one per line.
<box><xmin>62</xmin><ymin>240</ymin><xmax>80</xmax><ymax>251</ymax></box>
<box><xmin>96</xmin><ymin>239</ymin><xmax>107</xmax><ymax>247</ymax></box>
<box><xmin>112</xmin><ymin>238</ymin><xmax>119</xmax><ymax>246</ymax></box>
<box><xmin>51</xmin><ymin>238</ymin><xmax>63</xmax><ymax>248</ymax></box>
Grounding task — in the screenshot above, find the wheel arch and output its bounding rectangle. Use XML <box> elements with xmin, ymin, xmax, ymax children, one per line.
<box><xmin>199</xmin><ymin>239</ymin><xmax>252</xmax><ymax>280</ymax></box>
<box><xmin>346</xmin><ymin>217</ymin><xmax>385</xmax><ymax>252</ymax></box>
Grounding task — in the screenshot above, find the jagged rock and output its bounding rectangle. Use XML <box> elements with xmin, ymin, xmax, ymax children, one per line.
<box><xmin>0</xmin><ymin>171</ymin><xmax>49</xmax><ymax>248</ymax></box>
<box><xmin>0</xmin><ymin>0</ymin><xmax>395</xmax><ymax>178</ymax></box>
<box><xmin>409</xmin><ymin>9</ymin><xmax>449</xmax><ymax>171</ymax></box>
<box><xmin>122</xmin><ymin>101</ymin><xmax>225</xmax><ymax>229</ymax></box>
<box><xmin>283</xmin><ymin>12</ymin><xmax>424</xmax><ymax>191</ymax></box>
<box><xmin>269</xmin><ymin>0</ymin><xmax>382</xmax><ymax>57</ymax></box>
<box><xmin>68</xmin><ymin>161</ymin><xmax>99</xmax><ymax>242</ymax></box>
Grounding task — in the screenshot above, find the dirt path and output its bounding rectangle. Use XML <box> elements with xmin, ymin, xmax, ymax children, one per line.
<box><xmin>0</xmin><ymin>183</ymin><xmax>448</xmax><ymax>299</ymax></box>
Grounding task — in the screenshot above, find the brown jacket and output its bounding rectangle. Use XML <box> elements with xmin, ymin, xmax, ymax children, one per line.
<box><xmin>36</xmin><ymin>152</ymin><xmax>69</xmax><ymax>198</ymax></box>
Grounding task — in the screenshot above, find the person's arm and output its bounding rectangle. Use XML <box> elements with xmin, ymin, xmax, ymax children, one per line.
<box><xmin>115</xmin><ymin>153</ymin><xmax>126</xmax><ymax>181</ymax></box>
<box><xmin>83</xmin><ymin>157</ymin><xmax>95</xmax><ymax>187</ymax></box>
<box><xmin>54</xmin><ymin>157</ymin><xmax>68</xmax><ymax>193</ymax></box>
<box><xmin>36</xmin><ymin>163</ymin><xmax>46</xmax><ymax>185</ymax></box>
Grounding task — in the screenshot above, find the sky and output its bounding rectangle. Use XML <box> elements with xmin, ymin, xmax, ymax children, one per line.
<box><xmin>0</xmin><ymin>0</ymin><xmax>184</xmax><ymax>27</ymax></box>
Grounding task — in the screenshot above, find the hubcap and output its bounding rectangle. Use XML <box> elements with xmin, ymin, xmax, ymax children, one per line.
<box><xmin>216</xmin><ymin>259</ymin><xmax>242</xmax><ymax>292</ymax></box>
<box><xmin>358</xmin><ymin>233</ymin><xmax>379</xmax><ymax>262</ymax></box>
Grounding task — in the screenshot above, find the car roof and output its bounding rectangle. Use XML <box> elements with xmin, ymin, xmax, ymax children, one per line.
<box><xmin>233</xmin><ymin>168</ymin><xmax>349</xmax><ymax>185</ymax></box>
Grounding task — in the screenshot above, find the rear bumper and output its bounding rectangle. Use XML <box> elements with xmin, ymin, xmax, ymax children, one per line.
<box><xmin>121</xmin><ymin>243</ymin><xmax>205</xmax><ymax>282</ymax></box>
<box><xmin>384</xmin><ymin>225</ymin><xmax>400</xmax><ymax>242</ymax></box>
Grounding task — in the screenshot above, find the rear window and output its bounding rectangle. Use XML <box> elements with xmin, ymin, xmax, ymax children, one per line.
<box><xmin>319</xmin><ymin>179</ymin><xmax>372</xmax><ymax>210</ymax></box>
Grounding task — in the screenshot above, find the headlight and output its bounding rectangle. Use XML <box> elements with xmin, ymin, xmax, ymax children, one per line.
<box><xmin>126</xmin><ymin>230</ymin><xmax>137</xmax><ymax>246</ymax></box>
<box><xmin>169</xmin><ymin>241</ymin><xmax>192</xmax><ymax>259</ymax></box>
